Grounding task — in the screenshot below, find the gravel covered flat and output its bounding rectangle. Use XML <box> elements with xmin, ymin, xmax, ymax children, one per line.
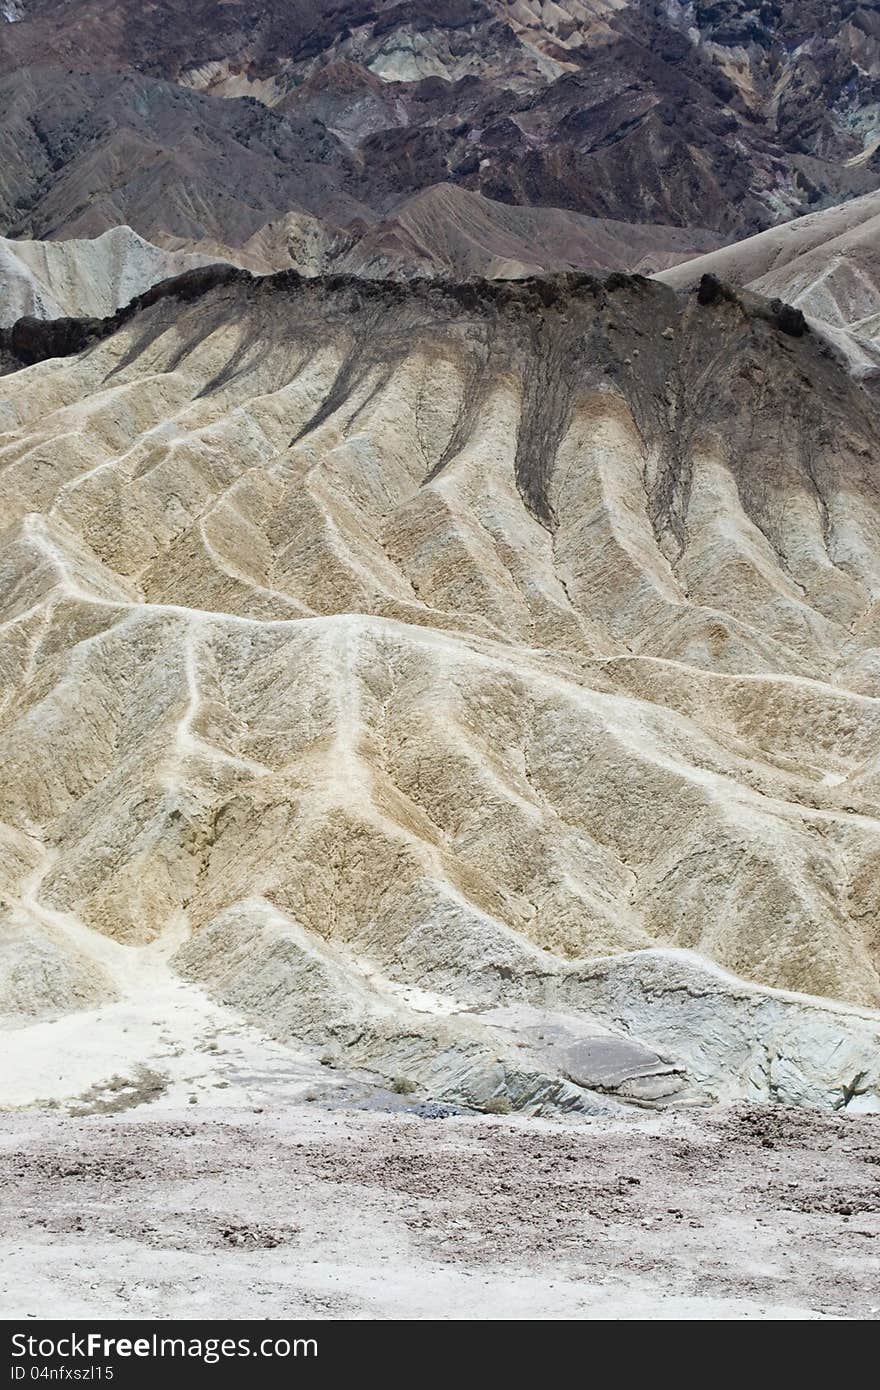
<box><xmin>2</xmin><ymin>1101</ymin><xmax>878</xmax><ymax>1321</ymax></box>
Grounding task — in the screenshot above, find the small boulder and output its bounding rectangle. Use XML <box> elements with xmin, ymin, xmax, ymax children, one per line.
<box><xmin>697</xmin><ymin>272</ymin><xmax>725</xmax><ymax>305</ymax></box>
<box><xmin>770</xmin><ymin>298</ymin><xmax>808</xmax><ymax>337</ymax></box>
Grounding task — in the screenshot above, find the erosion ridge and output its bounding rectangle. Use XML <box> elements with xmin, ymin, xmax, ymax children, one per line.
<box><xmin>0</xmin><ymin>263</ymin><xmax>848</xmax><ymax>534</ymax></box>
<box><xmin>2</xmin><ymin>261</ymin><xmax>880</xmax><ymax>1115</ymax></box>
<box><xmin>0</xmin><ymin>260</ymin><xmax>821</xmax><ymax>367</ymax></box>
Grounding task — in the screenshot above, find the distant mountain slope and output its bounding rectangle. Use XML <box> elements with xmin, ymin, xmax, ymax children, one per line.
<box><xmin>0</xmin><ymin>68</ymin><xmax>371</xmax><ymax>246</ymax></box>
<box><xmin>0</xmin><ymin>226</ymin><xmax>216</xmax><ymax>326</ymax></box>
<box><xmin>0</xmin><ymin>190</ymin><xmax>723</xmax><ymax>317</ymax></box>
<box><xmin>1</xmin><ymin>2</ymin><xmax>878</xmax><ymax>247</ymax></box>
<box><xmin>337</xmin><ymin>184</ymin><xmax>725</xmax><ymax>278</ymax></box>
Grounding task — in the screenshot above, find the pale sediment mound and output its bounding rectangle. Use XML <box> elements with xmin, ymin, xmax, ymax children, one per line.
<box><xmin>656</xmin><ymin>191</ymin><xmax>880</xmax><ymax>374</ymax></box>
<box><xmin>1</xmin><ymin>268</ymin><xmax>879</xmax><ymax>1111</ymax></box>
<box><xmin>0</xmin><ymin>226</ymin><xmax>219</xmax><ymax>327</ymax></box>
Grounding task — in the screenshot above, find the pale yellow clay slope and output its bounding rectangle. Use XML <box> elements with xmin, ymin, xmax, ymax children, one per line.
<box><xmin>1</xmin><ymin>272</ymin><xmax>879</xmax><ymax>1113</ymax></box>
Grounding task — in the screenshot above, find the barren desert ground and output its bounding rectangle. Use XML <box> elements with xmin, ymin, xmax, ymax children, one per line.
<box><xmin>2</xmin><ymin>1092</ymin><xmax>879</xmax><ymax>1320</ymax></box>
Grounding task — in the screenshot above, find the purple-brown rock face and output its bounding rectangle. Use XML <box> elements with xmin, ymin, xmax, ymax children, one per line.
<box><xmin>1</xmin><ymin>1</ymin><xmax>878</xmax><ymax>255</ymax></box>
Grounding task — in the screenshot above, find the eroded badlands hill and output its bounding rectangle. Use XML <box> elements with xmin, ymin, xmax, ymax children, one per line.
<box><xmin>2</xmin><ymin>269</ymin><xmax>880</xmax><ymax>1113</ymax></box>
